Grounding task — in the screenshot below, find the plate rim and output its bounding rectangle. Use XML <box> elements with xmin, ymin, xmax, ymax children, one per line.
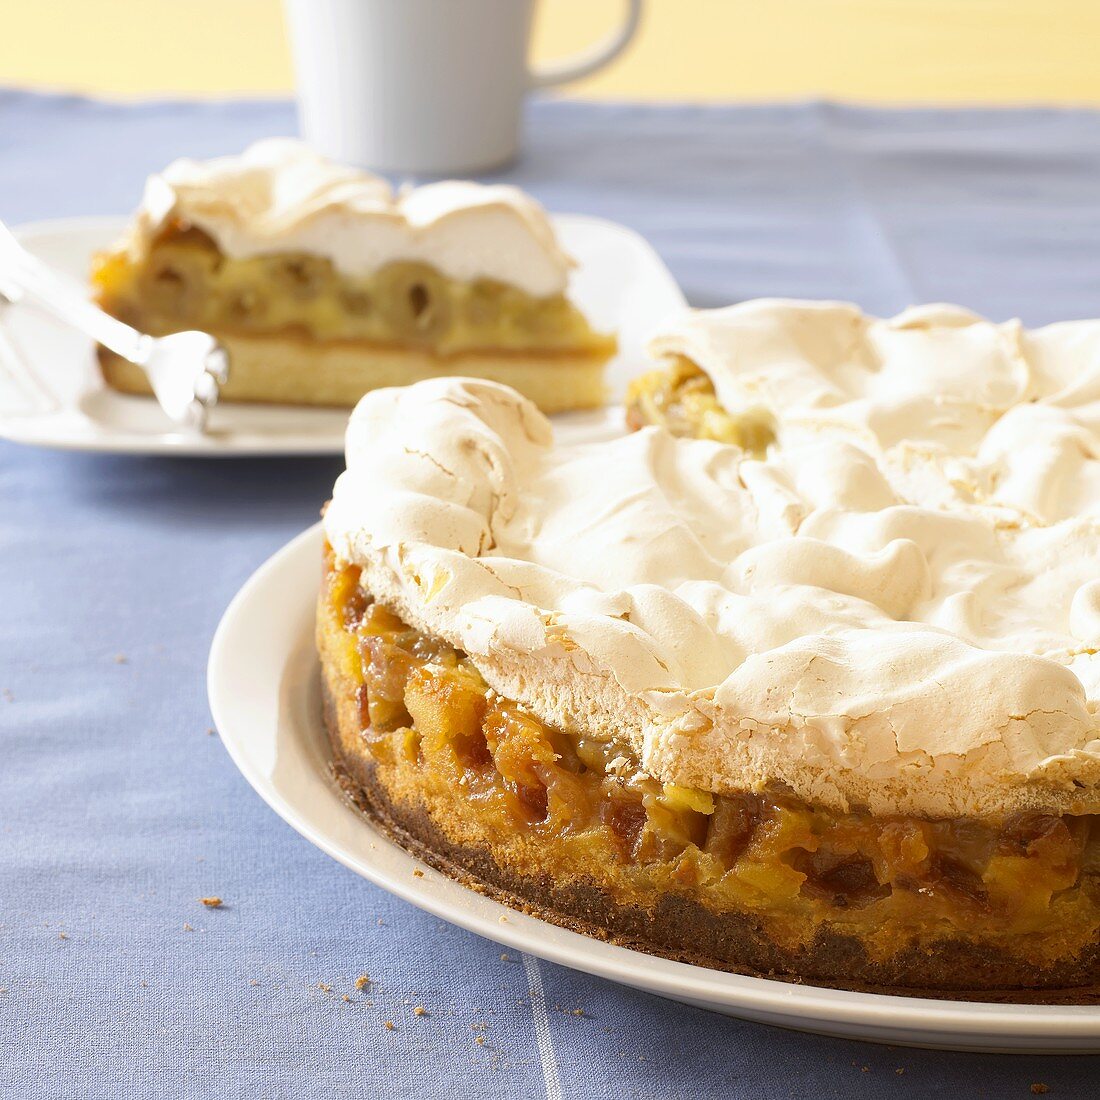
<box><xmin>208</xmin><ymin>521</ymin><xmax>1100</xmax><ymax>1049</ymax></box>
<box><xmin>0</xmin><ymin>213</ymin><xmax>683</xmax><ymax>458</ymax></box>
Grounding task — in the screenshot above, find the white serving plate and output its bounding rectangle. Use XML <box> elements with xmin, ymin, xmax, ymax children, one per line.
<box><xmin>207</xmin><ymin>522</ymin><xmax>1100</xmax><ymax>1054</ymax></box>
<box><xmin>0</xmin><ymin>214</ymin><xmax>685</xmax><ymax>456</ymax></box>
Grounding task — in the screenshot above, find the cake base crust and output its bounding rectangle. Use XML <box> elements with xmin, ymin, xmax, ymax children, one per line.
<box><xmin>99</xmin><ymin>335</ymin><xmax>608</xmax><ymax>414</ymax></box>
<box><xmin>319</xmin><ymin>646</ymin><xmax>1100</xmax><ymax>1004</ymax></box>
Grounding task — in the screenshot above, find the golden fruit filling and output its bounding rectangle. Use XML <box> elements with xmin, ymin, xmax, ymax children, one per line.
<box><xmin>626</xmin><ymin>355</ymin><xmax>775</xmax><ymax>453</ymax></box>
<box><xmin>92</xmin><ymin>220</ymin><xmax>616</xmax><ymax>359</ymax></box>
<box><xmin>320</xmin><ymin>548</ymin><xmax>1100</xmax><ymax>973</ymax></box>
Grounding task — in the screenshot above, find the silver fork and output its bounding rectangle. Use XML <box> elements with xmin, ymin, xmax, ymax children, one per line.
<box><xmin>0</xmin><ymin>220</ymin><xmax>229</xmax><ymax>432</ymax></box>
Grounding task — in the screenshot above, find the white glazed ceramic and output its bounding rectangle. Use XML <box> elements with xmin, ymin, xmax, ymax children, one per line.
<box><xmin>0</xmin><ymin>214</ymin><xmax>684</xmax><ymax>456</ymax></box>
<box><xmin>284</xmin><ymin>0</ymin><xmax>644</xmax><ymax>174</ymax></box>
<box><xmin>207</xmin><ymin>522</ymin><xmax>1100</xmax><ymax>1054</ymax></box>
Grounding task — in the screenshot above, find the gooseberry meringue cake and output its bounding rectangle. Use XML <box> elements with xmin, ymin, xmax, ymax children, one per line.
<box><xmin>317</xmin><ymin>301</ymin><xmax>1100</xmax><ymax>998</ymax></box>
<box><xmin>92</xmin><ymin>140</ymin><xmax>615</xmax><ymax>414</ymax></box>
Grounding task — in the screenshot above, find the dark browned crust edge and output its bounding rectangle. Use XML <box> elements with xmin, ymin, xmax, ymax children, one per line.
<box><xmin>320</xmin><ymin>679</ymin><xmax>1100</xmax><ymax>1005</ymax></box>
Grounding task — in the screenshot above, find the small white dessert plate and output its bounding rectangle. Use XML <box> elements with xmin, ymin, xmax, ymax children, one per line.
<box><xmin>208</xmin><ymin>522</ymin><xmax>1100</xmax><ymax>1054</ymax></box>
<box><xmin>0</xmin><ymin>215</ymin><xmax>685</xmax><ymax>456</ymax></box>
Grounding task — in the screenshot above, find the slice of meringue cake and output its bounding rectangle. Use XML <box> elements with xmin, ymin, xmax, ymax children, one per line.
<box><xmin>90</xmin><ymin>139</ymin><xmax>616</xmax><ymax>414</ymax></box>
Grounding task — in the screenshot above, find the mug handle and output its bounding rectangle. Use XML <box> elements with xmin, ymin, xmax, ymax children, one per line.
<box><xmin>529</xmin><ymin>0</ymin><xmax>644</xmax><ymax>89</ymax></box>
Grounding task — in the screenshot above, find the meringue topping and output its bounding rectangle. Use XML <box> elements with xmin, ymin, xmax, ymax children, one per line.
<box><xmin>124</xmin><ymin>139</ymin><xmax>574</xmax><ymax>298</ymax></box>
<box><xmin>324</xmin><ymin>300</ymin><xmax>1100</xmax><ymax>819</ymax></box>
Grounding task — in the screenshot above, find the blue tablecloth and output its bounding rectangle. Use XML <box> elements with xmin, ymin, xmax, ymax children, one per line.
<box><xmin>2</xmin><ymin>90</ymin><xmax>1098</xmax><ymax>1098</ymax></box>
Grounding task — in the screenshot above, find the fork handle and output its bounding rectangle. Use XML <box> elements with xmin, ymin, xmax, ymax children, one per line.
<box><xmin>0</xmin><ymin>221</ymin><xmax>150</xmax><ymax>364</ymax></box>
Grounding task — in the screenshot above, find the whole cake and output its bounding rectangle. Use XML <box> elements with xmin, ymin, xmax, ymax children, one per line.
<box><xmin>91</xmin><ymin>140</ymin><xmax>615</xmax><ymax>413</ymax></box>
<box><xmin>318</xmin><ymin>300</ymin><xmax>1100</xmax><ymax>999</ymax></box>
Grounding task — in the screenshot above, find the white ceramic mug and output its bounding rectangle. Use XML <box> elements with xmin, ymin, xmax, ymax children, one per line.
<box><xmin>284</xmin><ymin>0</ymin><xmax>644</xmax><ymax>175</ymax></box>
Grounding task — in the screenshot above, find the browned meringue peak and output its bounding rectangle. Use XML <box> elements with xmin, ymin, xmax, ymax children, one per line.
<box><xmin>324</xmin><ymin>331</ymin><xmax>1100</xmax><ymax>817</ymax></box>
<box><xmin>121</xmin><ymin>138</ymin><xmax>574</xmax><ymax>298</ymax></box>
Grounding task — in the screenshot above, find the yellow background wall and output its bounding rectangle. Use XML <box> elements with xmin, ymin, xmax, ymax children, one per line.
<box><xmin>3</xmin><ymin>0</ymin><xmax>1099</xmax><ymax>104</ymax></box>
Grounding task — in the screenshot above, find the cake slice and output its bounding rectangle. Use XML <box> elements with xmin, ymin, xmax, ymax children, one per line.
<box><xmin>91</xmin><ymin>140</ymin><xmax>616</xmax><ymax>413</ymax></box>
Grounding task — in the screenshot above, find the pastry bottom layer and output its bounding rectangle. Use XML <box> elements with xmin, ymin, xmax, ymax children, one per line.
<box><xmin>98</xmin><ymin>335</ymin><xmax>607</xmax><ymax>414</ymax></box>
<box><xmin>317</xmin><ymin>583</ymin><xmax>1100</xmax><ymax>1000</ymax></box>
